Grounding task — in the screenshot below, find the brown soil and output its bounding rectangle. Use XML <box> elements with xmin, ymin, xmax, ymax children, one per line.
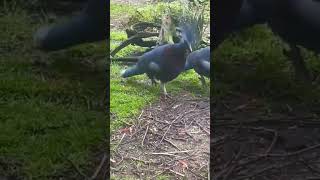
<box><xmin>212</xmin><ymin>92</ymin><xmax>320</xmax><ymax>180</ymax></box>
<box><xmin>111</xmin><ymin>93</ymin><xmax>210</xmax><ymax>179</ymax></box>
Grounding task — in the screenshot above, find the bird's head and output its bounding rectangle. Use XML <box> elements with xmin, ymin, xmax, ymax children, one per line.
<box><xmin>178</xmin><ymin>7</ymin><xmax>203</xmax><ymax>53</ymax></box>
<box><xmin>179</xmin><ymin>28</ymin><xmax>193</xmax><ymax>52</ymax></box>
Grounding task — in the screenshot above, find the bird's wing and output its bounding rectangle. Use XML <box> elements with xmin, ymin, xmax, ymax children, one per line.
<box><xmin>148</xmin><ymin>62</ymin><xmax>161</xmax><ymax>73</ymax></box>
<box><xmin>198</xmin><ymin>59</ymin><xmax>210</xmax><ymax>76</ymax></box>
<box><xmin>184</xmin><ymin>60</ymin><xmax>193</xmax><ymax>71</ymax></box>
<box><xmin>292</xmin><ymin>0</ymin><xmax>320</xmax><ymax>28</ymax></box>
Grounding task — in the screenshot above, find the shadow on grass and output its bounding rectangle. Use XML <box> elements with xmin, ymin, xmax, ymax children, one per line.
<box><xmin>0</xmin><ymin>4</ymin><xmax>107</xmax><ymax>180</ymax></box>
<box><xmin>213</xmin><ymin>25</ymin><xmax>320</xmax><ymax>106</ymax></box>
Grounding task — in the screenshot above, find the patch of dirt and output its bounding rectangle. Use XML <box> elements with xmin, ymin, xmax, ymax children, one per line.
<box><xmin>212</xmin><ymin>92</ymin><xmax>320</xmax><ymax>180</ymax></box>
<box><xmin>111</xmin><ymin>93</ymin><xmax>210</xmax><ymax>179</ymax></box>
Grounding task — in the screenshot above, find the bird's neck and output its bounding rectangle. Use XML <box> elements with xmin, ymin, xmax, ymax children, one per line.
<box><xmin>177</xmin><ymin>39</ymin><xmax>188</xmax><ymax>50</ymax></box>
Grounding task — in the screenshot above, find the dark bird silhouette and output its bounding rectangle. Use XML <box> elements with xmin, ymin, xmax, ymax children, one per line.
<box><xmin>269</xmin><ymin>0</ymin><xmax>320</xmax><ymax>53</ymax></box>
<box><xmin>121</xmin><ymin>15</ymin><xmax>202</xmax><ymax>96</ymax></box>
<box><xmin>267</xmin><ymin>0</ymin><xmax>320</xmax><ymax>81</ymax></box>
<box><xmin>184</xmin><ymin>47</ymin><xmax>210</xmax><ymax>86</ymax></box>
<box><xmin>212</xmin><ymin>0</ymin><xmax>243</xmax><ymax>82</ymax></box>
<box><xmin>34</xmin><ymin>0</ymin><xmax>106</xmax><ymax>51</ymax></box>
<box><xmin>214</xmin><ymin>0</ymin><xmax>244</xmax><ymax>48</ymax></box>
<box><xmin>233</xmin><ymin>0</ymin><xmax>271</xmax><ymax>31</ymax></box>
<box><xmin>233</xmin><ymin>0</ymin><xmax>320</xmax><ymax>81</ymax></box>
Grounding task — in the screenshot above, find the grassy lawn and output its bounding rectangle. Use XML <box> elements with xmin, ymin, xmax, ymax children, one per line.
<box><xmin>110</xmin><ymin>1</ymin><xmax>210</xmax><ymax>132</ymax></box>
<box><xmin>0</xmin><ymin>4</ymin><xmax>106</xmax><ymax>180</ymax></box>
<box><xmin>214</xmin><ymin>24</ymin><xmax>320</xmax><ymax>103</ymax></box>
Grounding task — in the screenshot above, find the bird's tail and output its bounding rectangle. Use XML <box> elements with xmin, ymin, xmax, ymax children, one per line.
<box><xmin>34</xmin><ymin>0</ymin><xmax>105</xmax><ymax>51</ymax></box>
<box><xmin>121</xmin><ymin>65</ymin><xmax>143</xmax><ymax>78</ymax></box>
<box><xmin>197</xmin><ymin>60</ymin><xmax>210</xmax><ymax>77</ymax></box>
<box><xmin>184</xmin><ymin>61</ymin><xmax>193</xmax><ymax>71</ymax></box>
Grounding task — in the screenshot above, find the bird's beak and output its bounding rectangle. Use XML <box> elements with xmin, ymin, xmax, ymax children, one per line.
<box><xmin>188</xmin><ymin>43</ymin><xmax>192</xmax><ymax>52</ymax></box>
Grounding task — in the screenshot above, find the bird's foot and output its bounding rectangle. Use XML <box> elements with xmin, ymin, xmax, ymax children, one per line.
<box><xmin>146</xmin><ymin>80</ymin><xmax>157</xmax><ymax>86</ymax></box>
<box><xmin>165</xmin><ymin>93</ymin><xmax>173</xmax><ymax>99</ymax></box>
<box><xmin>161</xmin><ymin>93</ymin><xmax>172</xmax><ymax>100</ymax></box>
<box><xmin>151</xmin><ymin>79</ymin><xmax>158</xmax><ymax>86</ymax></box>
<box><xmin>285</xmin><ymin>45</ymin><xmax>313</xmax><ymax>83</ymax></box>
<box><xmin>33</xmin><ymin>26</ymin><xmax>52</xmax><ymax>50</ymax></box>
<box><xmin>199</xmin><ymin>76</ymin><xmax>207</xmax><ymax>88</ymax></box>
<box><xmin>312</xmin><ymin>74</ymin><xmax>320</xmax><ymax>85</ymax></box>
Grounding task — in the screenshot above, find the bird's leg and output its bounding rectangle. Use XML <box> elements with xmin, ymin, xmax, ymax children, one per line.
<box><xmin>199</xmin><ymin>75</ymin><xmax>206</xmax><ymax>87</ymax></box>
<box><xmin>161</xmin><ymin>82</ymin><xmax>167</xmax><ymax>96</ymax></box>
<box><xmin>160</xmin><ymin>82</ymin><xmax>172</xmax><ymax>99</ymax></box>
<box><xmin>284</xmin><ymin>44</ymin><xmax>312</xmax><ymax>82</ymax></box>
<box><xmin>151</xmin><ymin>78</ymin><xmax>157</xmax><ymax>86</ymax></box>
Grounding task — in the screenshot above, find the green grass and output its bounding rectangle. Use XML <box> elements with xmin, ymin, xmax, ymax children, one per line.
<box><xmin>0</xmin><ymin>5</ymin><xmax>106</xmax><ymax>180</ymax></box>
<box><xmin>110</xmin><ymin>61</ymin><xmax>209</xmax><ymax>131</ymax></box>
<box><xmin>214</xmin><ymin>25</ymin><xmax>320</xmax><ymax>103</ymax></box>
<box><xmin>110</xmin><ymin>2</ymin><xmax>210</xmax><ymax>132</ymax></box>
<box><xmin>110</xmin><ymin>1</ymin><xmax>209</xmax><ymax>179</ymax></box>
<box><xmin>110</xmin><ymin>3</ymin><xmax>209</xmax><ymax>131</ymax></box>
<box><xmin>110</xmin><ymin>3</ymin><xmax>136</xmax><ymax>17</ymax></box>
<box><xmin>110</xmin><ymin>1</ymin><xmax>209</xmax><ymax>180</ymax></box>
<box><xmin>111</xmin><ymin>1</ymin><xmax>210</xmax><ymax>27</ymax></box>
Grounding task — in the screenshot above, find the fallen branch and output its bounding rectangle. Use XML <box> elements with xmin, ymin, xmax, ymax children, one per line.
<box><xmin>151</xmin><ymin>150</ymin><xmax>193</xmax><ymax>156</ymax></box>
<box><xmin>67</xmin><ymin>157</ymin><xmax>88</xmax><ymax>179</ymax></box>
<box><xmin>169</xmin><ymin>169</ymin><xmax>185</xmax><ymax>177</ymax></box>
<box><xmin>262</xmin><ymin>143</ymin><xmax>320</xmax><ymax>158</ymax></box>
<box><xmin>235</xmin><ymin>161</ymin><xmax>297</xmax><ymax>180</ymax></box>
<box><xmin>141</xmin><ymin>124</ymin><xmax>149</xmax><ymax>146</ymax></box>
<box><xmin>214</xmin><ymin>117</ymin><xmax>320</xmax><ymax>128</ymax></box>
<box><xmin>110</xmin><ymin>57</ymin><xmax>139</xmax><ymax>63</ymax></box>
<box><xmin>131</xmin><ymin>22</ymin><xmax>161</xmax><ymax>32</ymax></box>
<box><xmin>89</xmin><ymin>153</ymin><xmax>107</xmax><ymax>180</ymax></box>
<box><xmin>111</xmin><ymin>32</ymin><xmax>158</xmax><ymax>57</ymax></box>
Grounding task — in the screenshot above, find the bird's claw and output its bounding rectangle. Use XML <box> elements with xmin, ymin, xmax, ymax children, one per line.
<box><xmin>151</xmin><ymin>80</ymin><xmax>158</xmax><ymax>86</ymax></box>
<box><xmin>165</xmin><ymin>94</ymin><xmax>172</xmax><ymax>99</ymax></box>
<box><xmin>161</xmin><ymin>93</ymin><xmax>172</xmax><ymax>100</ymax></box>
<box><xmin>199</xmin><ymin>76</ymin><xmax>207</xmax><ymax>88</ymax></box>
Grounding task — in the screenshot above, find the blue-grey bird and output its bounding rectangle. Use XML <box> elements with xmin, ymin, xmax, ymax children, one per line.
<box><xmin>34</xmin><ymin>0</ymin><xmax>106</xmax><ymax>51</ymax></box>
<box><xmin>121</xmin><ymin>14</ymin><xmax>202</xmax><ymax>96</ymax></box>
<box><xmin>184</xmin><ymin>47</ymin><xmax>210</xmax><ymax>86</ymax></box>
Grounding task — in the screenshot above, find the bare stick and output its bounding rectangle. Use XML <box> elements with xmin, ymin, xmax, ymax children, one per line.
<box><xmin>151</xmin><ymin>150</ymin><xmax>193</xmax><ymax>156</ymax></box>
<box><xmin>159</xmin><ymin>110</ymin><xmax>195</xmax><ymax>145</ymax></box>
<box><xmin>114</xmin><ymin>133</ymin><xmax>126</xmax><ymax>151</ymax></box>
<box><xmin>265</xmin><ymin>130</ymin><xmax>278</xmax><ymax>154</ymax></box>
<box><xmin>89</xmin><ymin>153</ymin><xmax>107</xmax><ymax>180</ymax></box>
<box><xmin>67</xmin><ymin>157</ymin><xmax>88</xmax><ymax>179</ymax></box>
<box><xmin>263</xmin><ymin>143</ymin><xmax>320</xmax><ymax>158</ymax></box>
<box><xmin>169</xmin><ymin>169</ymin><xmax>185</xmax><ymax>177</ymax></box>
<box><xmin>164</xmin><ymin>138</ymin><xmax>181</xmax><ymax>151</ymax></box>
<box><xmin>110</xmin><ymin>57</ymin><xmax>139</xmax><ymax>63</ymax></box>
<box><xmin>196</xmin><ymin>121</ymin><xmax>210</xmax><ymax>135</ymax></box>
<box><xmin>141</xmin><ymin>125</ymin><xmax>149</xmax><ymax>146</ymax></box>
